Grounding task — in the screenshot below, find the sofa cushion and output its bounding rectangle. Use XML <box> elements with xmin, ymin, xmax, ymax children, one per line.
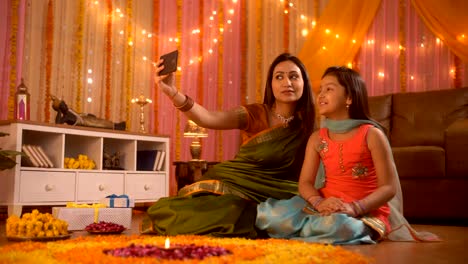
<box><xmin>391</xmin><ymin>87</ymin><xmax>468</xmax><ymax>147</ymax></box>
<box><xmin>392</xmin><ymin>146</ymin><xmax>445</xmax><ymax>178</ymax></box>
<box><xmin>368</xmin><ymin>94</ymin><xmax>392</xmax><ymax>137</ymax></box>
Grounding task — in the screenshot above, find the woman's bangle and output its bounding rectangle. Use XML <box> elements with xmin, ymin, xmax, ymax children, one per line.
<box><xmin>174</xmin><ymin>95</ymin><xmax>195</xmax><ymax>112</ymax></box>
<box><xmin>169</xmin><ymin>90</ymin><xmax>178</xmax><ymax>99</ymax></box>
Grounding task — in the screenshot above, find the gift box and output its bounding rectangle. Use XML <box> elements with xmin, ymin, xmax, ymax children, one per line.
<box><xmin>52</xmin><ymin>207</ymin><xmax>132</xmax><ymax>231</ymax></box>
<box><xmin>101</xmin><ymin>194</ymin><xmax>135</xmax><ymax>208</ymax></box>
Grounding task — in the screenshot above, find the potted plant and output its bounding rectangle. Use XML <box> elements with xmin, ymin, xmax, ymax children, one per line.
<box><xmin>0</xmin><ymin>132</ymin><xmax>24</xmax><ymax>170</ymax></box>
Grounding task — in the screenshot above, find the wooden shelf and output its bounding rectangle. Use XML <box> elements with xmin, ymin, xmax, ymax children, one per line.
<box><xmin>0</xmin><ymin>120</ymin><xmax>170</xmax><ymax>216</ymax></box>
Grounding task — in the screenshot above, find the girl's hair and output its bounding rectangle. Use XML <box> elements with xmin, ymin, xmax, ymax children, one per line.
<box><xmin>321</xmin><ymin>66</ymin><xmax>372</xmax><ymax>120</ymax></box>
<box><xmin>263</xmin><ymin>53</ymin><xmax>315</xmax><ymax>135</ymax></box>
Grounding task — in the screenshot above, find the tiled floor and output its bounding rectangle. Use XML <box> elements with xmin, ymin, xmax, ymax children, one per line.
<box><xmin>1</xmin><ymin>207</ymin><xmax>467</xmax><ymax>263</ymax></box>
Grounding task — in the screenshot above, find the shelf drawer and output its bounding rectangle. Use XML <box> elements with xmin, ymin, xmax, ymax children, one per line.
<box><xmin>77</xmin><ymin>172</ymin><xmax>124</xmax><ymax>201</ymax></box>
<box><xmin>125</xmin><ymin>173</ymin><xmax>166</xmax><ymax>200</ymax></box>
<box><xmin>19</xmin><ymin>171</ymin><xmax>76</xmax><ymax>202</ymax></box>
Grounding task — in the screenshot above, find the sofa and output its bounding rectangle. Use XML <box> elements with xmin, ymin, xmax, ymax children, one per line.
<box><xmin>368</xmin><ymin>87</ymin><xmax>468</xmax><ymax>222</ymax></box>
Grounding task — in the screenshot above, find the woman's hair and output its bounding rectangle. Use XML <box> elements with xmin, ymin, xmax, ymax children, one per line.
<box><xmin>321</xmin><ymin>66</ymin><xmax>372</xmax><ymax>120</ymax></box>
<box><xmin>263</xmin><ymin>53</ymin><xmax>315</xmax><ymax>135</ymax></box>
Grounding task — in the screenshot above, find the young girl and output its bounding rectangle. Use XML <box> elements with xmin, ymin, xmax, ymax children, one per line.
<box><xmin>256</xmin><ymin>66</ymin><xmax>440</xmax><ymax>244</ymax></box>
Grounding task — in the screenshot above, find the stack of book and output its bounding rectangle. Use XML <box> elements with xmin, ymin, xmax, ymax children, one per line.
<box><xmin>21</xmin><ymin>144</ymin><xmax>54</xmax><ymax>168</ymax></box>
<box><xmin>136</xmin><ymin>150</ymin><xmax>166</xmax><ymax>171</ymax></box>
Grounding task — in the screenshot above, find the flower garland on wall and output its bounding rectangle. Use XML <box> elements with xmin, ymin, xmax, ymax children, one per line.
<box><xmin>398</xmin><ymin>0</ymin><xmax>407</xmax><ymax>93</ymax></box>
<box><xmin>7</xmin><ymin>0</ymin><xmax>19</xmax><ymax>120</ymax></box>
<box><xmin>74</xmin><ymin>0</ymin><xmax>84</xmax><ymax>114</ymax></box>
<box><xmin>44</xmin><ymin>0</ymin><xmax>54</xmax><ymax>122</ymax></box>
<box><xmin>255</xmin><ymin>0</ymin><xmax>263</xmax><ymax>103</ymax></box>
<box><xmin>240</xmin><ymin>0</ymin><xmax>247</xmax><ymax>106</ymax></box>
<box><xmin>152</xmin><ymin>0</ymin><xmax>160</xmax><ymax>133</ymax></box>
<box><xmin>104</xmin><ymin>0</ymin><xmax>112</xmax><ymax>120</ymax></box>
<box><xmin>124</xmin><ymin>0</ymin><xmax>134</xmax><ymax>130</ymax></box>
<box><xmin>216</xmin><ymin>3</ymin><xmax>224</xmax><ymax>161</ymax></box>
<box><xmin>174</xmin><ymin>0</ymin><xmax>182</xmax><ymax>161</ymax></box>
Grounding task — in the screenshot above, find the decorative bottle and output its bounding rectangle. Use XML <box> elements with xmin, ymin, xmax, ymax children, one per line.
<box><xmin>15</xmin><ymin>78</ymin><xmax>30</xmax><ymax>120</ymax></box>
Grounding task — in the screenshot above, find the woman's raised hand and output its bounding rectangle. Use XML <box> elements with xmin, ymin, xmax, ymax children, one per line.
<box><xmin>154</xmin><ymin>59</ymin><xmax>176</xmax><ymax>97</ymax></box>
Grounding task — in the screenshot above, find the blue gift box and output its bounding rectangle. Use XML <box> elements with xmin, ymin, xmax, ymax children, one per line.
<box><xmin>101</xmin><ymin>194</ymin><xmax>135</xmax><ymax>208</ymax></box>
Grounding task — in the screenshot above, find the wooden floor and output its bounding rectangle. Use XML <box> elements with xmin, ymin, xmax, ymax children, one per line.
<box><xmin>1</xmin><ymin>207</ymin><xmax>467</xmax><ymax>264</ymax></box>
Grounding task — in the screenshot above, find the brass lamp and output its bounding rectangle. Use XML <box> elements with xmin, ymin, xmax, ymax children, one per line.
<box><xmin>183</xmin><ymin>120</ymin><xmax>208</xmax><ymax>160</ymax></box>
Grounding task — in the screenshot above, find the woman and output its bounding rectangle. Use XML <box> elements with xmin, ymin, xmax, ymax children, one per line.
<box><xmin>141</xmin><ymin>53</ymin><xmax>316</xmax><ymax>238</ymax></box>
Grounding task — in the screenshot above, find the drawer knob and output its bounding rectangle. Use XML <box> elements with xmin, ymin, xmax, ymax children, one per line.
<box><xmin>144</xmin><ymin>184</ymin><xmax>150</xmax><ymax>191</ymax></box>
<box><xmin>98</xmin><ymin>184</ymin><xmax>105</xmax><ymax>191</ymax></box>
<box><xmin>45</xmin><ymin>184</ymin><xmax>54</xmax><ymax>192</ymax></box>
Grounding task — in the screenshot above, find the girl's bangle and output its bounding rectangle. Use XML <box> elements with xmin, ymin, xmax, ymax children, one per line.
<box><xmin>311</xmin><ymin>197</ymin><xmax>324</xmax><ymax>209</ymax></box>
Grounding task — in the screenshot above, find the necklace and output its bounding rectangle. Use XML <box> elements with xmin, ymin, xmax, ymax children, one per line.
<box><xmin>273</xmin><ymin>111</ymin><xmax>295</xmax><ymax>125</ymax></box>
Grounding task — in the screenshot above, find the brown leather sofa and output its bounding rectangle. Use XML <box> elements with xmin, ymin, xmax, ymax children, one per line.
<box><xmin>368</xmin><ymin>87</ymin><xmax>468</xmax><ymax>222</ymax></box>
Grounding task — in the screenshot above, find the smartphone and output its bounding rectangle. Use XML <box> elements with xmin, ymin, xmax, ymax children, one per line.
<box><xmin>158</xmin><ymin>50</ymin><xmax>178</xmax><ymax>76</ymax></box>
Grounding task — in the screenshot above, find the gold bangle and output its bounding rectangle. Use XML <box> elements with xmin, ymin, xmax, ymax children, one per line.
<box><xmin>174</xmin><ymin>95</ymin><xmax>195</xmax><ymax>112</ymax></box>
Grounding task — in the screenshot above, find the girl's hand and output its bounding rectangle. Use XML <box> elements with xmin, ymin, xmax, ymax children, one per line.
<box><xmin>315</xmin><ymin>197</ymin><xmax>345</xmax><ymax>215</ymax></box>
<box><xmin>340</xmin><ymin>202</ymin><xmax>358</xmax><ymax>217</ymax></box>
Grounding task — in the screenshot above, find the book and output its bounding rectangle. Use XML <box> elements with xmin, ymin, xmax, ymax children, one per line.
<box><xmin>21</xmin><ymin>145</ymin><xmax>40</xmax><ymax>167</ymax></box>
<box><xmin>35</xmin><ymin>146</ymin><xmax>54</xmax><ymax>168</ymax></box>
<box><xmin>23</xmin><ymin>145</ymin><xmax>45</xmax><ymax>167</ymax></box>
<box><xmin>156</xmin><ymin>151</ymin><xmax>166</xmax><ymax>171</ymax></box>
<box><xmin>152</xmin><ymin>150</ymin><xmax>162</xmax><ymax>171</ymax></box>
<box><xmin>136</xmin><ymin>150</ymin><xmax>157</xmax><ymax>171</ymax></box>
<box><xmin>27</xmin><ymin>145</ymin><xmax>48</xmax><ymax>167</ymax></box>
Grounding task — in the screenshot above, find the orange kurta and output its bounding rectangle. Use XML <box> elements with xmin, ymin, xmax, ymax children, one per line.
<box><xmin>319</xmin><ymin>124</ymin><xmax>391</xmax><ymax>232</ymax></box>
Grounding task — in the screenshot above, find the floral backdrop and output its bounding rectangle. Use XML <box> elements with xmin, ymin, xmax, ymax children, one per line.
<box><xmin>1</xmin><ymin>0</ymin><xmax>467</xmax><ymax>195</ymax></box>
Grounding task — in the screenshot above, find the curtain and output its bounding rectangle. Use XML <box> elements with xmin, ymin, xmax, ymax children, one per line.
<box><xmin>297</xmin><ymin>0</ymin><xmax>382</xmax><ymax>91</ymax></box>
<box><xmin>411</xmin><ymin>0</ymin><xmax>468</xmax><ymax>63</ymax></box>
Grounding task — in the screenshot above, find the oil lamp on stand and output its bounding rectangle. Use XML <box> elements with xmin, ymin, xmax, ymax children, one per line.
<box><xmin>131</xmin><ymin>95</ymin><xmax>152</xmax><ymax>133</ymax></box>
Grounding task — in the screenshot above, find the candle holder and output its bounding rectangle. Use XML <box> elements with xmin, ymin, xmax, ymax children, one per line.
<box><xmin>131</xmin><ymin>95</ymin><xmax>152</xmax><ymax>133</ymax></box>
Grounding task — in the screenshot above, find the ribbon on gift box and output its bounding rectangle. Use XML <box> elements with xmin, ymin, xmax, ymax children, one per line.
<box><xmin>106</xmin><ymin>194</ymin><xmax>130</xmax><ymax>208</ymax></box>
<box><xmin>66</xmin><ymin>202</ymin><xmax>106</xmax><ymax>223</ymax></box>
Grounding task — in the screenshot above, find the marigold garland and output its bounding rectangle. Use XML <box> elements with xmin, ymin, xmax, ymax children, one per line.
<box><xmin>216</xmin><ymin>2</ymin><xmax>224</xmax><ymax>161</ymax></box>
<box><xmin>175</xmin><ymin>0</ymin><xmax>182</xmax><ymax>161</ymax></box>
<box><xmin>44</xmin><ymin>0</ymin><xmax>54</xmax><ymax>122</ymax></box>
<box><xmin>104</xmin><ymin>0</ymin><xmax>113</xmax><ymax>120</ymax></box>
<box><xmin>7</xmin><ymin>0</ymin><xmax>19</xmax><ymax>120</ymax></box>
<box><xmin>255</xmin><ymin>0</ymin><xmax>263</xmax><ymax>103</ymax></box>
<box><xmin>0</xmin><ymin>235</ymin><xmax>371</xmax><ymax>264</ymax></box>
<box><xmin>398</xmin><ymin>0</ymin><xmax>407</xmax><ymax>93</ymax></box>
<box><xmin>240</xmin><ymin>0</ymin><xmax>247</xmax><ymax>106</ymax></box>
<box><xmin>152</xmin><ymin>0</ymin><xmax>160</xmax><ymax>134</ymax></box>
<box><xmin>124</xmin><ymin>0</ymin><xmax>134</xmax><ymax>130</ymax></box>
<box><xmin>74</xmin><ymin>0</ymin><xmax>85</xmax><ymax>113</ymax></box>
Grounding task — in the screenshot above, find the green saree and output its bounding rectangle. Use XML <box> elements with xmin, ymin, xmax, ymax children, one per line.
<box><xmin>141</xmin><ymin>104</ymin><xmax>308</xmax><ymax>238</ymax></box>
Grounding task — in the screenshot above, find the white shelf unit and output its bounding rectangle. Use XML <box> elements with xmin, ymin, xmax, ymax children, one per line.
<box><xmin>0</xmin><ymin>121</ymin><xmax>170</xmax><ymax>216</ymax></box>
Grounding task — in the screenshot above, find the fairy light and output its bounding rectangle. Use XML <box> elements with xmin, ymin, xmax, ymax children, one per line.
<box><xmin>410</xmin><ymin>75</ymin><xmax>414</xmax><ymax>80</ymax></box>
<box><xmin>301</xmin><ymin>29</ymin><xmax>308</xmax><ymax>37</ymax></box>
<box><xmin>352</xmin><ymin>39</ymin><xmax>356</xmax><ymax>44</ymax></box>
<box><xmin>378</xmin><ymin>72</ymin><xmax>385</xmax><ymax>78</ymax></box>
<box><xmin>87</xmin><ymin>97</ymin><xmax>92</xmax><ymax>103</ymax></box>
<box><xmin>325</xmin><ymin>29</ymin><xmax>330</xmax><ymax>34</ymax></box>
<box><xmin>119</xmin><ymin>30</ymin><xmax>124</xmax><ymax>35</ymax></box>
<box><xmin>420</xmin><ymin>43</ymin><xmax>424</xmax><ymax>48</ymax></box>
<box><xmin>87</xmin><ymin>77</ymin><xmax>93</xmax><ymax>84</ymax></box>
<box><xmin>436</xmin><ymin>38</ymin><xmax>441</xmax><ymax>44</ymax></box>
<box><xmin>347</xmin><ymin>62</ymin><xmax>353</xmax><ymax>68</ymax></box>
<box><xmin>311</xmin><ymin>21</ymin><xmax>316</xmax><ymax>28</ymax></box>
<box><xmin>386</xmin><ymin>44</ymin><xmax>390</xmax><ymax>49</ymax></box>
<box><xmin>335</xmin><ymin>34</ymin><xmax>339</xmax><ymax>39</ymax></box>
<box><xmin>284</xmin><ymin>10</ymin><xmax>289</xmax><ymax>14</ymax></box>
<box><xmin>228</xmin><ymin>9</ymin><xmax>234</xmax><ymax>14</ymax></box>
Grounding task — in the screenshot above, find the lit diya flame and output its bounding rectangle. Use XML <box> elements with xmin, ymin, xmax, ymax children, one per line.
<box><xmin>165</xmin><ymin>237</ymin><xmax>170</xmax><ymax>249</ymax></box>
